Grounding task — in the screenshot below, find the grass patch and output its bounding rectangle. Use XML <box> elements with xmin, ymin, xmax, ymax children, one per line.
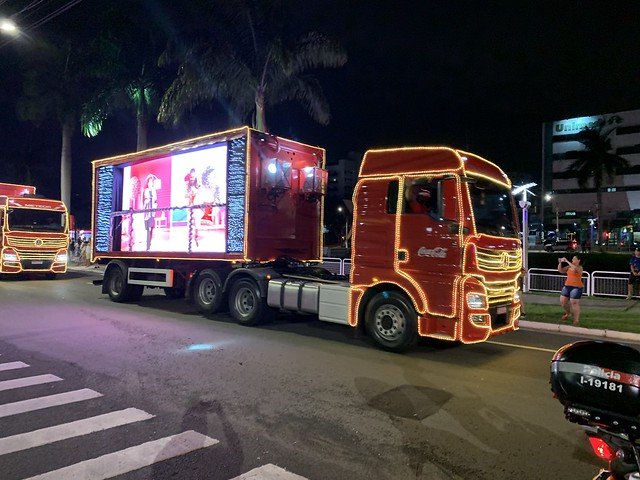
<box><xmin>523</xmin><ymin>302</ymin><xmax>640</xmax><ymax>334</ymax></box>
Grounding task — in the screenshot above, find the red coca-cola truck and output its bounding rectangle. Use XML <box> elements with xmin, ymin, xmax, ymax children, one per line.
<box><xmin>0</xmin><ymin>183</ymin><xmax>69</xmax><ymax>278</ymax></box>
<box><xmin>92</xmin><ymin>127</ymin><xmax>522</xmax><ymax>351</ymax></box>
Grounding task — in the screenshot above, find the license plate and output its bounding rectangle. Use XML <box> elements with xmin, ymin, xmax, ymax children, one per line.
<box><xmin>497</xmin><ymin>306</ymin><xmax>507</xmax><ymax>314</ymax></box>
<box><xmin>32</xmin><ymin>261</ymin><xmax>43</xmax><ymax>265</ymax></box>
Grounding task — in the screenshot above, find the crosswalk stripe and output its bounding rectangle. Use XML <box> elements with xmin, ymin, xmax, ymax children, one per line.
<box><xmin>0</xmin><ymin>408</ymin><xmax>154</xmax><ymax>455</ymax></box>
<box><xmin>230</xmin><ymin>464</ymin><xmax>309</xmax><ymax>480</ymax></box>
<box><xmin>0</xmin><ymin>361</ymin><xmax>29</xmax><ymax>372</ymax></box>
<box><xmin>24</xmin><ymin>430</ymin><xmax>219</xmax><ymax>480</ymax></box>
<box><xmin>0</xmin><ymin>374</ymin><xmax>62</xmax><ymax>392</ymax></box>
<box><xmin>0</xmin><ymin>389</ymin><xmax>102</xmax><ymax>418</ymax></box>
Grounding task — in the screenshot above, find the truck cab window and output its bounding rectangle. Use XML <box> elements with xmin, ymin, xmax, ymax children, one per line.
<box><xmin>404</xmin><ymin>179</ymin><xmax>438</xmax><ymax>216</ymax></box>
<box><xmin>386</xmin><ymin>180</ymin><xmax>399</xmax><ymax>214</ymax></box>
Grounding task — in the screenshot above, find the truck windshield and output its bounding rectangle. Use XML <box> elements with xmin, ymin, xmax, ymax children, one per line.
<box><xmin>469</xmin><ymin>180</ymin><xmax>517</xmax><ymax>237</ymax></box>
<box><xmin>7</xmin><ymin>208</ymin><xmax>66</xmax><ymax>233</ymax></box>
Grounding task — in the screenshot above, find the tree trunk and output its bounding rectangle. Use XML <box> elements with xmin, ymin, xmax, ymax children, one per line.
<box><xmin>60</xmin><ymin>119</ymin><xmax>74</xmax><ymax>208</ymax></box>
<box><xmin>596</xmin><ymin>189</ymin><xmax>603</xmax><ymax>251</ymax></box>
<box><xmin>136</xmin><ymin>112</ymin><xmax>148</xmax><ymax>152</ymax></box>
<box><xmin>254</xmin><ymin>90</ymin><xmax>267</xmax><ymax>133</ymax></box>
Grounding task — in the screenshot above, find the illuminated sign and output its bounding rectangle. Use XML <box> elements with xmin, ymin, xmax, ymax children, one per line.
<box><xmin>119</xmin><ymin>144</ymin><xmax>228</xmax><ymax>253</ymax></box>
<box><xmin>553</xmin><ymin>116</ymin><xmax>600</xmax><ymax>136</ymax></box>
<box><xmin>564</xmin><ymin>211</ymin><xmax>577</xmax><ymax>217</ymax></box>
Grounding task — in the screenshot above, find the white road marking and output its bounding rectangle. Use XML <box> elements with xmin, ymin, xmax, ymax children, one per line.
<box><xmin>230</xmin><ymin>464</ymin><xmax>310</xmax><ymax>479</ymax></box>
<box><xmin>25</xmin><ymin>430</ymin><xmax>219</xmax><ymax>480</ymax></box>
<box><xmin>0</xmin><ymin>408</ymin><xmax>154</xmax><ymax>455</ymax></box>
<box><xmin>0</xmin><ymin>374</ymin><xmax>62</xmax><ymax>392</ymax></box>
<box><xmin>486</xmin><ymin>340</ymin><xmax>556</xmax><ymax>353</ymax></box>
<box><xmin>0</xmin><ymin>389</ymin><xmax>102</xmax><ymax>418</ymax></box>
<box><xmin>0</xmin><ymin>361</ymin><xmax>29</xmax><ymax>372</ymax></box>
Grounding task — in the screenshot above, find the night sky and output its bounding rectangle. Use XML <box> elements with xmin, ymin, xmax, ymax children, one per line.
<box><xmin>1</xmin><ymin>0</ymin><xmax>639</xmax><ymax>226</ymax></box>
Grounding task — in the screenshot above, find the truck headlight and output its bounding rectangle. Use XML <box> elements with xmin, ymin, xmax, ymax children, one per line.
<box><xmin>514</xmin><ymin>290</ymin><xmax>521</xmax><ymax>303</ymax></box>
<box><xmin>466</xmin><ymin>292</ymin><xmax>487</xmax><ymax>309</ymax></box>
<box><xmin>55</xmin><ymin>252</ymin><xmax>68</xmax><ymax>263</ymax></box>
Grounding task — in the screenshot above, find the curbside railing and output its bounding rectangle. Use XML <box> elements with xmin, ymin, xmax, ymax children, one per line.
<box><xmin>528</xmin><ymin>268</ymin><xmax>591</xmax><ymax>296</ymax></box>
<box><xmin>591</xmin><ymin>270</ymin><xmax>633</xmax><ymax>298</ymax></box>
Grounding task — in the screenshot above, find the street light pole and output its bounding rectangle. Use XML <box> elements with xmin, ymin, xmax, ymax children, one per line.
<box><xmin>337</xmin><ymin>206</ymin><xmax>349</xmax><ymax>249</ymax></box>
<box><xmin>545</xmin><ymin>193</ymin><xmax>559</xmax><ymax>236</ymax></box>
<box><xmin>513</xmin><ymin>183</ymin><xmax>537</xmax><ymax>293</ymax></box>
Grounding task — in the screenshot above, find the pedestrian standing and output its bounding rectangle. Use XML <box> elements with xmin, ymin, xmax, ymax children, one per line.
<box><xmin>626</xmin><ymin>247</ymin><xmax>640</xmax><ymax>300</ymax></box>
<box><xmin>558</xmin><ymin>255</ymin><xmax>583</xmax><ymax>326</ymax></box>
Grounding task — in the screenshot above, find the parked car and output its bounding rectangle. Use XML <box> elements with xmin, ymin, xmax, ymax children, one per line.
<box><xmin>543</xmin><ymin>238</ymin><xmax>578</xmax><ymax>252</ymax></box>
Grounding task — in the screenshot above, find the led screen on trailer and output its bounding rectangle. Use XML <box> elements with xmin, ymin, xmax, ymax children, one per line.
<box><xmin>119</xmin><ymin>144</ymin><xmax>228</xmax><ymax>253</ymax></box>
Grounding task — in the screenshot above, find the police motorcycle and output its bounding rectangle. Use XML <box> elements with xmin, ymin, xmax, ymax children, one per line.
<box><xmin>550</xmin><ymin>340</ymin><xmax>640</xmax><ymax>479</ymax></box>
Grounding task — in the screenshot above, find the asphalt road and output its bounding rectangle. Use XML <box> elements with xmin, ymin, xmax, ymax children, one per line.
<box><xmin>0</xmin><ymin>269</ymin><xmax>622</xmax><ymax>479</ymax></box>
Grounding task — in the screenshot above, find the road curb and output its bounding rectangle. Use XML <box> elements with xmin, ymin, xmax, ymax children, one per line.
<box><xmin>520</xmin><ymin>319</ymin><xmax>640</xmax><ymax>343</ymax></box>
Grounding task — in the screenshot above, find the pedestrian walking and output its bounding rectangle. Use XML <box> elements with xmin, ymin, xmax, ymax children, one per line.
<box><xmin>558</xmin><ymin>255</ymin><xmax>583</xmax><ymax>326</ymax></box>
<box><xmin>627</xmin><ymin>247</ymin><xmax>640</xmax><ymax>300</ymax></box>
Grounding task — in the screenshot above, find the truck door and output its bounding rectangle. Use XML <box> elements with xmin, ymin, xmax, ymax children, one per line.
<box><xmin>397</xmin><ymin>176</ymin><xmax>462</xmax><ymax>317</ymax></box>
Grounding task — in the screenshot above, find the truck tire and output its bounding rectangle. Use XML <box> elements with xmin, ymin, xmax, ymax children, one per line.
<box><xmin>228</xmin><ymin>278</ymin><xmax>275</xmax><ymax>326</ymax></box>
<box><xmin>106</xmin><ymin>265</ymin><xmax>134</xmax><ymax>303</ymax></box>
<box><xmin>193</xmin><ymin>270</ymin><xmax>223</xmax><ymax>313</ymax></box>
<box><xmin>365</xmin><ymin>291</ymin><xmax>418</xmax><ymax>352</ymax></box>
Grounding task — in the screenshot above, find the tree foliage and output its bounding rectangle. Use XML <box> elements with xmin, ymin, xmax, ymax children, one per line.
<box><xmin>157</xmin><ymin>0</ymin><xmax>347</xmax><ymax>132</ymax></box>
<box><xmin>566</xmin><ymin>116</ymin><xmax>629</xmax><ymax>246</ymax></box>
<box><xmin>80</xmin><ymin>4</ymin><xmax>167</xmax><ymax>151</ymax></box>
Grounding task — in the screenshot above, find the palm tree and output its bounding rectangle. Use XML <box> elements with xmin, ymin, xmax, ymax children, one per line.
<box><xmin>566</xmin><ymin>116</ymin><xmax>629</xmax><ymax>248</ymax></box>
<box><xmin>16</xmin><ymin>40</ymin><xmax>92</xmax><ymax>208</ymax></box>
<box><xmin>158</xmin><ymin>1</ymin><xmax>347</xmax><ymax>132</ymax></box>
<box><xmin>81</xmin><ymin>7</ymin><xmax>166</xmax><ymax>151</ymax></box>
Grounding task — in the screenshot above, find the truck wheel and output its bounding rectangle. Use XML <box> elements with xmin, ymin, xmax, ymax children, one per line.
<box><xmin>193</xmin><ymin>270</ymin><xmax>223</xmax><ymax>313</ymax></box>
<box><xmin>228</xmin><ymin>278</ymin><xmax>275</xmax><ymax>326</ymax></box>
<box><xmin>365</xmin><ymin>291</ymin><xmax>418</xmax><ymax>352</ymax></box>
<box><xmin>107</xmin><ymin>266</ymin><xmax>131</xmax><ymax>303</ymax></box>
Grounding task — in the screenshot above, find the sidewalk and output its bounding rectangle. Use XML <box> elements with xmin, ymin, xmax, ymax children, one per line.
<box><xmin>521</xmin><ymin>292</ymin><xmax>640</xmax><ymax>343</ymax></box>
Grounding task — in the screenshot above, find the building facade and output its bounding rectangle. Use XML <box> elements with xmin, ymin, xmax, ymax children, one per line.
<box><xmin>542</xmin><ymin>108</ymin><xmax>640</xmax><ymax>247</ymax></box>
<box><xmin>326</xmin><ymin>153</ymin><xmax>361</xmax><ymax>200</ymax></box>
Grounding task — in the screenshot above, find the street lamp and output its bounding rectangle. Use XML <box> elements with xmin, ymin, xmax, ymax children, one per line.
<box><xmin>337</xmin><ymin>206</ymin><xmax>349</xmax><ymax>248</ymax></box>
<box><xmin>544</xmin><ymin>193</ymin><xmax>559</xmax><ymax>235</ymax></box>
<box><xmin>512</xmin><ymin>182</ymin><xmax>537</xmax><ymax>293</ymax></box>
<box><xmin>0</xmin><ymin>18</ymin><xmax>18</xmax><ymax>36</ymax></box>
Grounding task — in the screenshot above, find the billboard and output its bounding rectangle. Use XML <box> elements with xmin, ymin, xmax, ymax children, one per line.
<box><xmin>120</xmin><ymin>144</ymin><xmax>228</xmax><ymax>252</ymax></box>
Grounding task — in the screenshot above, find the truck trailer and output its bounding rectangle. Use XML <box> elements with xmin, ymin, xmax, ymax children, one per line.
<box><xmin>92</xmin><ymin>127</ymin><xmax>522</xmax><ymax>352</ymax></box>
<box><xmin>0</xmin><ymin>183</ymin><xmax>69</xmax><ymax>277</ymax></box>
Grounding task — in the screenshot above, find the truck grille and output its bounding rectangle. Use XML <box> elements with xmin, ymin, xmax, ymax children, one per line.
<box><xmin>18</xmin><ymin>251</ymin><xmax>57</xmax><ymax>261</ymax></box>
<box><xmin>7</xmin><ymin>237</ymin><xmax>67</xmax><ymax>249</ymax></box>
<box><xmin>476</xmin><ymin>247</ymin><xmax>521</xmax><ymax>272</ymax></box>
<box><xmin>485</xmin><ymin>280</ymin><xmax>517</xmax><ymax>306</ymax></box>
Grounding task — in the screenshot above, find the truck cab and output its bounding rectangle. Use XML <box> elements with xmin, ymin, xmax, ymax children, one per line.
<box><xmin>348</xmin><ymin>148</ymin><xmax>522</xmax><ymax>348</ymax></box>
<box><xmin>0</xmin><ymin>183</ymin><xmax>69</xmax><ymax>278</ymax></box>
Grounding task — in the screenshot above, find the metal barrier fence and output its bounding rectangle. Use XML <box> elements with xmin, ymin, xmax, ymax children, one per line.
<box><xmin>527</xmin><ymin>268</ymin><xmax>637</xmax><ymax>297</ymax></box>
<box><xmin>319</xmin><ymin>257</ymin><xmax>343</xmax><ymax>275</ymax></box>
<box><xmin>591</xmin><ymin>270</ymin><xmax>632</xmax><ymax>298</ymax></box>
